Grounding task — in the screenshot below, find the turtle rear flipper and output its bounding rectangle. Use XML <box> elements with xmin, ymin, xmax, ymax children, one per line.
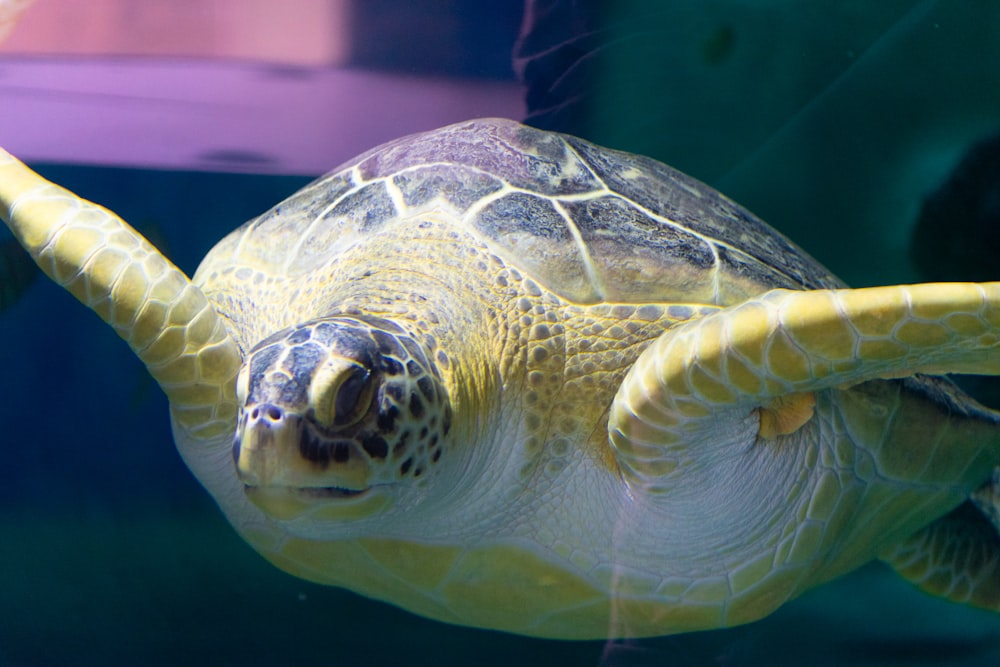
<box><xmin>882</xmin><ymin>500</ymin><xmax>1000</xmax><ymax>611</ymax></box>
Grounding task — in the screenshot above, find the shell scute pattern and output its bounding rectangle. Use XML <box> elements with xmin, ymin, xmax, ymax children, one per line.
<box><xmin>562</xmin><ymin>134</ymin><xmax>842</xmax><ymax>292</ymax></box>
<box><xmin>355</xmin><ymin>120</ymin><xmax>602</xmax><ymax>196</ymax></box>
<box><xmin>326</xmin><ymin>180</ymin><xmax>397</xmax><ymax>232</ymax></box>
<box><xmin>471</xmin><ymin>192</ymin><xmax>597</xmax><ymax>303</ymax></box>
<box><xmin>714</xmin><ymin>244</ymin><xmax>800</xmax><ymax>294</ymax></box>
<box><xmin>201</xmin><ymin>119</ymin><xmax>839</xmax><ymax>319</ymax></box>
<box><xmin>357</xmin><ymin>119</ymin><xmax>839</xmax><ymax>306</ymax></box>
<box><xmin>246</xmin><ymin>171</ymin><xmax>360</xmax><ymax>271</ymax></box>
<box><xmin>475</xmin><ymin>191</ymin><xmax>568</xmax><ymax>241</ymax></box>
<box><xmin>560</xmin><ymin>195</ymin><xmax>719</xmax><ymax>302</ymax></box>
<box><xmin>392</xmin><ymin>164</ymin><xmax>504</xmax><ymax>211</ymax></box>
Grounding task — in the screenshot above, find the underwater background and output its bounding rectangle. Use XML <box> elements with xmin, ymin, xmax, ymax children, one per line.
<box><xmin>1</xmin><ymin>1</ymin><xmax>1000</xmax><ymax>665</ymax></box>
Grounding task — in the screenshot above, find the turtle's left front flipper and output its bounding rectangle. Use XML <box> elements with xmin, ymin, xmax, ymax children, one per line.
<box><xmin>0</xmin><ymin>148</ymin><xmax>242</xmax><ymax>441</ymax></box>
<box><xmin>611</xmin><ymin>283</ymin><xmax>1000</xmax><ymax>484</ymax></box>
<box><xmin>608</xmin><ymin>283</ymin><xmax>1000</xmax><ymax>620</ymax></box>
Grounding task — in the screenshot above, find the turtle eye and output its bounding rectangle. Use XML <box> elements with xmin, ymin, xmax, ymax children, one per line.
<box><xmin>332</xmin><ymin>366</ymin><xmax>374</xmax><ymax>427</ymax></box>
<box><xmin>310</xmin><ymin>359</ymin><xmax>375</xmax><ymax>429</ymax></box>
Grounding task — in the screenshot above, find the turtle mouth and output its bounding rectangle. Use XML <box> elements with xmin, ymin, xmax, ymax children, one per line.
<box><xmin>242</xmin><ymin>484</ymin><xmax>369</xmax><ymax>499</ymax></box>
<box><xmin>243</xmin><ymin>482</ymin><xmax>389</xmax><ymax>522</ymax></box>
<box><xmin>298</xmin><ymin>485</ymin><xmax>369</xmax><ymax>499</ymax></box>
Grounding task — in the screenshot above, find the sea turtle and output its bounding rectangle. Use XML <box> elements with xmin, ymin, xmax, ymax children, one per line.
<box><xmin>1</xmin><ymin>118</ymin><xmax>999</xmax><ymax>639</ymax></box>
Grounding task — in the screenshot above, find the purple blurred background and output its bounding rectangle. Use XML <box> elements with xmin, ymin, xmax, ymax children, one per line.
<box><xmin>0</xmin><ymin>0</ymin><xmax>524</xmax><ymax>174</ymax></box>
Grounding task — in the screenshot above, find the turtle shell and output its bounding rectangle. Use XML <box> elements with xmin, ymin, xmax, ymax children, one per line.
<box><xmin>198</xmin><ymin>118</ymin><xmax>842</xmax><ymax>307</ymax></box>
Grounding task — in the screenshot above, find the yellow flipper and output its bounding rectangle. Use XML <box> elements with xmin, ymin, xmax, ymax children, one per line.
<box><xmin>610</xmin><ymin>283</ymin><xmax>1000</xmax><ymax>487</ymax></box>
<box><xmin>0</xmin><ymin>148</ymin><xmax>241</xmax><ymax>438</ymax></box>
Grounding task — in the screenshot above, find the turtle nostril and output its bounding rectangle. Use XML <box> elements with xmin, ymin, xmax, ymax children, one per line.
<box><xmin>249</xmin><ymin>404</ymin><xmax>284</xmax><ymax>424</ymax></box>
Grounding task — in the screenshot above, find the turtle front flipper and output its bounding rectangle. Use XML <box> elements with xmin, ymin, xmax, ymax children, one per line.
<box><xmin>611</xmin><ymin>283</ymin><xmax>1000</xmax><ymax>484</ymax></box>
<box><xmin>609</xmin><ymin>283</ymin><xmax>1000</xmax><ymax>623</ymax></box>
<box><xmin>0</xmin><ymin>148</ymin><xmax>242</xmax><ymax>441</ymax></box>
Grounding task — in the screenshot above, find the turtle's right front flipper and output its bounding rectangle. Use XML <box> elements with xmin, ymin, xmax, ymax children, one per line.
<box><xmin>0</xmin><ymin>148</ymin><xmax>241</xmax><ymax>439</ymax></box>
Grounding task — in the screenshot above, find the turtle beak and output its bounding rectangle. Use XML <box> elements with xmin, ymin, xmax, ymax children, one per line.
<box><xmin>234</xmin><ymin>402</ymin><xmax>390</xmax><ymax>522</ymax></box>
<box><xmin>233</xmin><ymin>403</ymin><xmax>304</xmax><ymax>487</ymax></box>
<box><xmin>233</xmin><ymin>401</ymin><xmax>373</xmax><ymax>492</ymax></box>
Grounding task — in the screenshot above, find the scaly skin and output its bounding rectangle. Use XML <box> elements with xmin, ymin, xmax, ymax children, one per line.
<box><xmin>0</xmin><ymin>148</ymin><xmax>241</xmax><ymax>438</ymax></box>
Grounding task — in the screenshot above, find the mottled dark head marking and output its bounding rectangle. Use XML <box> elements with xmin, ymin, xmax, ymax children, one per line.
<box><xmin>233</xmin><ymin>315</ymin><xmax>451</xmax><ymax>498</ymax></box>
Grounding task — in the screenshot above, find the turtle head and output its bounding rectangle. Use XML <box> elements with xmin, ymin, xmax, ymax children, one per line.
<box><xmin>232</xmin><ymin>315</ymin><xmax>452</xmax><ymax>524</ymax></box>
